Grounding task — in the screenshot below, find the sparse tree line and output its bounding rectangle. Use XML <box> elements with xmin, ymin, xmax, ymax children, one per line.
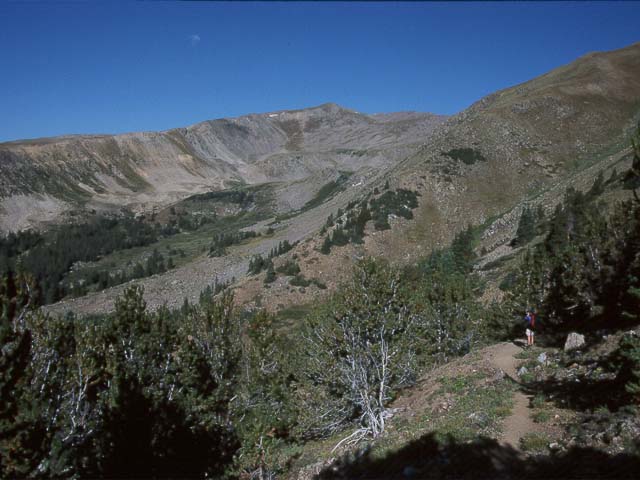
<box><xmin>247</xmin><ymin>240</ymin><xmax>295</xmax><ymax>275</ymax></box>
<box><xmin>0</xmin><ymin>216</ymin><xmax>161</xmax><ymax>305</ymax></box>
<box><xmin>208</xmin><ymin>230</ymin><xmax>259</xmax><ymax>257</ymax></box>
<box><xmin>248</xmin><ymin>242</ymin><xmax>328</xmax><ymax>289</ymax></box>
<box><xmin>0</xmin><ymin>203</ymin><xmax>259</xmax><ymax>305</ymax></box>
<box><xmin>319</xmin><ymin>188</ymin><xmax>419</xmax><ymax>254</ymax></box>
<box><xmin>67</xmin><ymin>247</ymin><xmax>183</xmax><ymax>297</ymax></box>
<box><xmin>163</xmin><ymin>190</ymin><xmax>256</xmax><ymax>232</ymax></box>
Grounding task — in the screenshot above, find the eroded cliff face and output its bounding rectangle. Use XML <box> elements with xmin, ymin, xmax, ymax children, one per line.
<box><xmin>0</xmin><ymin>103</ymin><xmax>446</xmax><ymax>231</ymax></box>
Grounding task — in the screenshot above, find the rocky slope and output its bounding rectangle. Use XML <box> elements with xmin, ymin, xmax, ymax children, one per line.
<box><xmin>0</xmin><ymin>104</ymin><xmax>446</xmax><ymax>231</ymax></box>
<box><xmin>19</xmin><ymin>42</ymin><xmax>640</xmax><ymax>316</ymax></box>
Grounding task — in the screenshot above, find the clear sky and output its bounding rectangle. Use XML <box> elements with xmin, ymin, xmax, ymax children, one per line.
<box><xmin>1</xmin><ymin>1</ymin><xmax>639</xmax><ymax>142</ymax></box>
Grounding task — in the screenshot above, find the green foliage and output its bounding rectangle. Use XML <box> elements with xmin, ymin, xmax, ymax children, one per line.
<box><xmin>292</xmin><ymin>252</ymin><xmax>486</xmax><ymax>441</ymax></box>
<box><xmin>428</xmin><ymin>374</ymin><xmax>514</xmax><ymax>442</ymax></box>
<box><xmin>519</xmin><ymin>432</ymin><xmax>550</xmax><ymax>452</ymax></box>
<box><xmin>301</xmin><ymin>172</ymin><xmax>351</xmax><ymax>211</ymax></box>
<box><xmin>320</xmin><ymin>235</ymin><xmax>332</xmax><ymax>255</ymax></box>
<box><xmin>369</xmin><ymin>189</ymin><xmax>418</xmax><ymax>231</ymax></box>
<box><xmin>533</xmin><ymin>409</ymin><xmax>552</xmax><ymax>424</ymax></box>
<box><xmin>185</xmin><ymin>189</ymin><xmax>255</xmax><ymax>206</ymax></box>
<box><xmin>145</xmin><ymin>247</ymin><xmax>166</xmax><ymax>276</ymax></box>
<box><xmin>0</xmin><ymin>215</ymin><xmax>160</xmax><ymax>304</ymax></box>
<box><xmin>233</xmin><ymin>310</ymin><xmax>297</xmax><ymax>476</ymax></box>
<box><xmin>623</xmin><ymin>122</ymin><xmax>640</xmax><ymax>198</ymax></box>
<box><xmin>289</xmin><ymin>274</ymin><xmax>310</xmax><ymax>287</ymax></box>
<box><xmin>616</xmin><ymin>333</ymin><xmax>640</xmax><ymax>403</ymax></box>
<box><xmin>450</xmin><ymin>224</ymin><xmax>477</xmax><ymax>273</ymax></box>
<box><xmin>1</xmin><ymin>283</ymin><xmax>242</xmax><ymax>478</ymax></box>
<box><xmin>277</xmin><ymin>259</ymin><xmax>301</xmax><ymax>276</ymax></box>
<box><xmin>504</xmin><ymin>170</ymin><xmax>640</xmax><ymax>333</ymax></box>
<box><xmin>208</xmin><ymin>230</ymin><xmax>258</xmax><ymax>257</ymax></box>
<box><xmin>320</xmin><ymin>189</ymin><xmax>418</xmax><ymax>252</ymax></box>
<box><xmin>330</xmin><ymin>226</ymin><xmax>349</xmax><ymax>246</ymax></box>
<box><xmin>441</xmin><ymin>147</ymin><xmax>487</xmax><ymax>165</ymax></box>
<box><xmin>0</xmin><ymin>272</ymin><xmax>42</xmax><ymax>478</ymax></box>
<box><xmin>248</xmin><ymin>254</ymin><xmax>268</xmax><ymax>275</ymax></box>
<box><xmin>512</xmin><ymin>205</ymin><xmax>537</xmax><ymax>247</ymax></box>
<box><xmin>587</xmin><ymin>171</ymin><xmax>606</xmax><ymax>199</ymax></box>
<box><xmin>249</xmin><ymin>241</ymin><xmax>297</xmax><ymax>275</ymax></box>
<box><xmin>295</xmin><ymin>259</ymin><xmax>417</xmax><ymax>438</ymax></box>
<box><xmin>264</xmin><ymin>261</ymin><xmax>277</xmax><ymax>284</ymax></box>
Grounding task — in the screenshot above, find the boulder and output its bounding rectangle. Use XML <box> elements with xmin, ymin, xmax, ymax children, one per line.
<box><xmin>564</xmin><ymin>332</ymin><xmax>585</xmax><ymax>351</ymax></box>
<box><xmin>537</xmin><ymin>352</ymin><xmax>547</xmax><ymax>365</ymax></box>
<box><xmin>517</xmin><ymin>366</ymin><xmax>528</xmax><ymax>377</ymax></box>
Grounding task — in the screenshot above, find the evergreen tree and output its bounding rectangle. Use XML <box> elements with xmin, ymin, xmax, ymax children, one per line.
<box><xmin>234</xmin><ymin>310</ymin><xmax>296</xmax><ymax>476</ymax></box>
<box><xmin>450</xmin><ymin>225</ymin><xmax>476</xmax><ymax>273</ymax></box>
<box><xmin>513</xmin><ymin>205</ymin><xmax>536</xmax><ymax>246</ymax></box>
<box><xmin>616</xmin><ymin>333</ymin><xmax>640</xmax><ymax>403</ymax></box>
<box><xmin>623</xmin><ymin>122</ymin><xmax>640</xmax><ymax>200</ymax></box>
<box><xmin>587</xmin><ymin>171</ymin><xmax>606</xmax><ymax>199</ymax></box>
<box><xmin>320</xmin><ymin>235</ymin><xmax>332</xmax><ymax>255</ymax></box>
<box><xmin>263</xmin><ymin>261</ymin><xmax>276</xmax><ymax>284</ymax></box>
<box><xmin>325</xmin><ymin>213</ymin><xmax>334</xmax><ymax>228</ymax></box>
<box><xmin>331</xmin><ymin>227</ymin><xmax>349</xmax><ymax>246</ymax></box>
<box><xmin>0</xmin><ymin>272</ymin><xmax>43</xmax><ymax>478</ymax></box>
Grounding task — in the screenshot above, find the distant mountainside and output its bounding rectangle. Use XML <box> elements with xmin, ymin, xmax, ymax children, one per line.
<box><xmin>37</xmin><ymin>41</ymin><xmax>640</xmax><ymax>318</ymax></box>
<box><xmin>378</xmin><ymin>41</ymin><xmax>640</xmax><ymax>256</ymax></box>
<box><xmin>0</xmin><ymin>104</ymin><xmax>446</xmax><ymax>231</ymax></box>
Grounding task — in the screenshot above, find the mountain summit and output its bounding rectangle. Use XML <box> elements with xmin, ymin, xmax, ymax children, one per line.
<box><xmin>0</xmin><ymin>104</ymin><xmax>446</xmax><ymax>231</ymax></box>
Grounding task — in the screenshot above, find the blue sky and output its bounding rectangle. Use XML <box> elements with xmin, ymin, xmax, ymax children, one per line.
<box><xmin>1</xmin><ymin>1</ymin><xmax>639</xmax><ymax>141</ymax></box>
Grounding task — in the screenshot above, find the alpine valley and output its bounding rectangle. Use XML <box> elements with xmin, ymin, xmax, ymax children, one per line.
<box><xmin>1</xmin><ymin>41</ymin><xmax>640</xmax><ymax>479</ymax></box>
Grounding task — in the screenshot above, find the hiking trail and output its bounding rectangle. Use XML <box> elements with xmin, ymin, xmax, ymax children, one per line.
<box><xmin>487</xmin><ymin>342</ymin><xmax>541</xmax><ymax>450</ymax></box>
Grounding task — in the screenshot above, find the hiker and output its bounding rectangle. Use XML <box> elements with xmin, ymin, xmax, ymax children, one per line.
<box><xmin>524</xmin><ymin>310</ymin><xmax>536</xmax><ymax>346</ymax></box>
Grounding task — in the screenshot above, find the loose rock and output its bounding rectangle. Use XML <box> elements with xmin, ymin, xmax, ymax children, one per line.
<box><xmin>564</xmin><ymin>332</ymin><xmax>585</xmax><ymax>351</ymax></box>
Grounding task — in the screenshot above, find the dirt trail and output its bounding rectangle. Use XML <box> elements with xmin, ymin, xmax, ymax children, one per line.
<box><xmin>486</xmin><ymin>342</ymin><xmax>541</xmax><ymax>450</ymax></box>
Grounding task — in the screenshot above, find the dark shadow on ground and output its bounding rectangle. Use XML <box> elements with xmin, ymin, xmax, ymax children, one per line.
<box><xmin>524</xmin><ymin>376</ymin><xmax>623</xmax><ymax>412</ymax></box>
<box><xmin>518</xmin><ymin>345</ymin><xmax>631</xmax><ymax>412</ymax></box>
<box><xmin>316</xmin><ymin>433</ymin><xmax>640</xmax><ymax>479</ymax></box>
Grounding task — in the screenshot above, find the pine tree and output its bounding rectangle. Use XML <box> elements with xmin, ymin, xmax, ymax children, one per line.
<box><xmin>0</xmin><ymin>272</ymin><xmax>42</xmax><ymax>477</ymax></box>
<box><xmin>263</xmin><ymin>261</ymin><xmax>276</xmax><ymax>284</ymax></box>
<box><xmin>616</xmin><ymin>333</ymin><xmax>640</xmax><ymax>403</ymax></box>
<box><xmin>325</xmin><ymin>213</ymin><xmax>334</xmax><ymax>228</ymax></box>
<box><xmin>451</xmin><ymin>225</ymin><xmax>476</xmax><ymax>273</ymax></box>
<box><xmin>320</xmin><ymin>235</ymin><xmax>332</xmax><ymax>255</ymax></box>
<box><xmin>513</xmin><ymin>205</ymin><xmax>536</xmax><ymax>246</ymax></box>
<box><xmin>623</xmin><ymin>122</ymin><xmax>640</xmax><ymax>200</ymax></box>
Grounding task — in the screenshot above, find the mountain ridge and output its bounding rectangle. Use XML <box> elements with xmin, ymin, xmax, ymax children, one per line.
<box><xmin>0</xmin><ymin>103</ymin><xmax>446</xmax><ymax>231</ymax></box>
<box><xmin>33</xmin><ymin>40</ymin><xmax>640</xmax><ymax>316</ymax></box>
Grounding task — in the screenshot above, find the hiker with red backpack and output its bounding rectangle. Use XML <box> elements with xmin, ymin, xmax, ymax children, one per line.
<box><xmin>525</xmin><ymin>309</ymin><xmax>536</xmax><ymax>346</ymax></box>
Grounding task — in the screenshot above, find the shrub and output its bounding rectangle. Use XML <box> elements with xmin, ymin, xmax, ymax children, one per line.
<box><xmin>533</xmin><ymin>410</ymin><xmax>552</xmax><ymax>423</ymax></box>
<box><xmin>289</xmin><ymin>274</ymin><xmax>310</xmax><ymax>287</ymax></box>
<box><xmin>616</xmin><ymin>333</ymin><xmax>640</xmax><ymax>402</ymax></box>
<box><xmin>519</xmin><ymin>432</ymin><xmax>550</xmax><ymax>452</ymax></box>
<box><xmin>441</xmin><ymin>147</ymin><xmax>487</xmax><ymax>165</ymax></box>
<box><xmin>277</xmin><ymin>260</ymin><xmax>300</xmax><ymax>276</ymax></box>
